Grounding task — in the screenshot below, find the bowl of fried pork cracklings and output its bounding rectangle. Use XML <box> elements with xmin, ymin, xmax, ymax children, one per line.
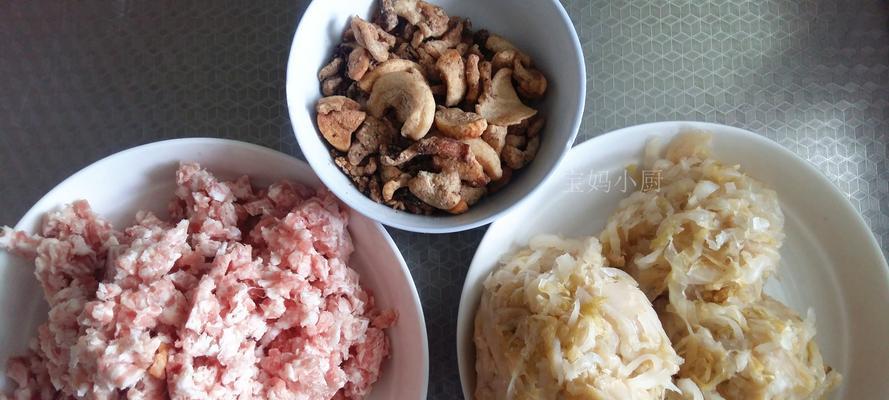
<box><xmin>286</xmin><ymin>0</ymin><xmax>585</xmax><ymax>233</ymax></box>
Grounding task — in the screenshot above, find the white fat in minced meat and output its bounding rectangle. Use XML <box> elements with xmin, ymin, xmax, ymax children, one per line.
<box><xmin>0</xmin><ymin>163</ymin><xmax>395</xmax><ymax>400</ymax></box>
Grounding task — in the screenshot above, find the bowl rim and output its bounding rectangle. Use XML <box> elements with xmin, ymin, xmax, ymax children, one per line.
<box><xmin>7</xmin><ymin>137</ymin><xmax>430</xmax><ymax>400</ymax></box>
<box><xmin>455</xmin><ymin>120</ymin><xmax>889</xmax><ymax>398</ymax></box>
<box><xmin>285</xmin><ymin>0</ymin><xmax>587</xmax><ymax>233</ymax></box>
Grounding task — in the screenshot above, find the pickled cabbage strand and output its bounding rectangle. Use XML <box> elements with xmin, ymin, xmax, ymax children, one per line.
<box><xmin>474</xmin><ymin>236</ymin><xmax>682</xmax><ymax>400</ymax></box>
<box><xmin>601</xmin><ymin>133</ymin><xmax>841</xmax><ymax>399</ymax></box>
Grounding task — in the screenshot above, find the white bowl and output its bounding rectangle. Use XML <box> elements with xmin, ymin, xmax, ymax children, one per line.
<box><xmin>286</xmin><ymin>0</ymin><xmax>585</xmax><ymax>233</ymax></box>
<box><xmin>456</xmin><ymin>122</ymin><xmax>889</xmax><ymax>399</ymax></box>
<box><xmin>0</xmin><ymin>138</ymin><xmax>428</xmax><ymax>400</ymax></box>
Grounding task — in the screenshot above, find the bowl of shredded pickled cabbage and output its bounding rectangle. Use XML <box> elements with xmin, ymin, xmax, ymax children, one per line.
<box><xmin>458</xmin><ymin>121</ymin><xmax>889</xmax><ymax>400</ymax></box>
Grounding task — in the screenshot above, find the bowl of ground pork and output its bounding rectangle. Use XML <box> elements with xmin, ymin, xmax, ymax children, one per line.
<box><xmin>0</xmin><ymin>138</ymin><xmax>428</xmax><ymax>399</ymax></box>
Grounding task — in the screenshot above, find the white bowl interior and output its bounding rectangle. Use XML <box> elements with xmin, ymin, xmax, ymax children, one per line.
<box><xmin>457</xmin><ymin>122</ymin><xmax>889</xmax><ymax>399</ymax></box>
<box><xmin>286</xmin><ymin>0</ymin><xmax>585</xmax><ymax>233</ymax></box>
<box><xmin>0</xmin><ymin>138</ymin><xmax>428</xmax><ymax>400</ymax></box>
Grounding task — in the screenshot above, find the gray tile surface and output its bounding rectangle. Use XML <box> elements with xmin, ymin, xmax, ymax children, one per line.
<box><xmin>0</xmin><ymin>0</ymin><xmax>886</xmax><ymax>398</ymax></box>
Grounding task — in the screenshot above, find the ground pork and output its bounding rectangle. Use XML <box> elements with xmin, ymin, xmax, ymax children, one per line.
<box><xmin>0</xmin><ymin>163</ymin><xmax>395</xmax><ymax>400</ymax></box>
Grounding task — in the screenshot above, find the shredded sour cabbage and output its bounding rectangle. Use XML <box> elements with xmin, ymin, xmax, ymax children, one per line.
<box><xmin>661</xmin><ymin>297</ymin><xmax>841</xmax><ymax>400</ymax></box>
<box><xmin>474</xmin><ymin>235</ymin><xmax>682</xmax><ymax>400</ymax></box>
<box><xmin>600</xmin><ymin>133</ymin><xmax>841</xmax><ymax>399</ymax></box>
<box><xmin>601</xmin><ymin>133</ymin><xmax>785</xmax><ymax>303</ymax></box>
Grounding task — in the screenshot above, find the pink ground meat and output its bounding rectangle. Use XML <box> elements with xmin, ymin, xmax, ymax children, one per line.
<box><xmin>0</xmin><ymin>163</ymin><xmax>395</xmax><ymax>400</ymax></box>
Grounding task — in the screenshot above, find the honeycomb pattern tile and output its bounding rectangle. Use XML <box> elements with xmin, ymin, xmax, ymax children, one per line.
<box><xmin>0</xmin><ymin>0</ymin><xmax>886</xmax><ymax>399</ymax></box>
<box><xmin>564</xmin><ymin>0</ymin><xmax>889</xmax><ymax>258</ymax></box>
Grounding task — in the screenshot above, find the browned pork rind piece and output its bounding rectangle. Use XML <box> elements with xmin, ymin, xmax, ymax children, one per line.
<box><xmin>367</xmin><ymin>69</ymin><xmax>435</xmax><ymax>140</ymax></box>
<box><xmin>352</xmin><ymin>174</ymin><xmax>383</xmax><ymax>202</ymax></box>
<box><xmin>505</xmin><ymin>134</ymin><xmax>526</xmax><ymax>148</ymax></box>
<box><xmin>398</xmin><ymin>22</ymin><xmax>417</xmax><ymax>44</ymax></box>
<box><xmin>404</xmin><ymin>197</ymin><xmax>436</xmax><ymax>214</ymax></box>
<box><xmin>464</xmin><ymin>138</ymin><xmax>502</xmax><ymax>180</ymax></box>
<box><xmin>527</xmin><ymin>116</ymin><xmax>545</xmax><ymax>138</ymax></box>
<box><xmin>380</xmin><ymin>164</ymin><xmax>403</xmax><ymax>183</ymax></box>
<box><xmin>436</xmin><ymin>49</ymin><xmax>467</xmax><ymax>106</ymax></box>
<box><xmin>513</xmin><ymin>59</ymin><xmax>547</xmax><ymax>99</ymax></box>
<box><xmin>434</xmin><ymin>107</ymin><xmax>487</xmax><ymax>139</ymax></box>
<box><xmin>476</xmin><ymin>69</ymin><xmax>537</xmax><ymax>126</ymax></box>
<box><xmin>508</xmin><ymin>117</ymin><xmax>530</xmax><ymax>136</ymax></box>
<box><xmin>481</xmin><ymin>124</ymin><xmax>507</xmax><ymax>155</ymax></box>
<box><xmin>460</xmin><ymin>185</ymin><xmax>486</xmax><ymax>206</ymax></box>
<box><xmin>382</xmin><ymin>173</ymin><xmax>411</xmax><ymax>202</ymax></box>
<box><xmin>344</xmin><ymin>82</ymin><xmax>368</xmax><ymax>107</ymax></box>
<box><xmin>479</xmin><ymin>60</ymin><xmax>492</xmax><ymax>95</ymax></box>
<box><xmin>317</xmin><ymin>95</ymin><xmax>360</xmax><ymax>114</ymax></box>
<box><xmin>348</xmin><ymin>116</ymin><xmax>397</xmax><ymax>165</ymax></box>
<box><xmin>415</xmin><ymin>47</ymin><xmax>438</xmax><ymax>80</ymax></box>
<box><xmin>322</xmin><ymin>76</ymin><xmax>344</xmax><ymax>96</ymax></box>
<box><xmin>449</xmin><ymin>183</ymin><xmax>485</xmax><ymax>214</ymax></box>
<box><xmin>336</xmin><ymin>155</ymin><xmax>378</xmax><ymax>176</ymax></box>
<box><xmin>393</xmin><ymin>42</ymin><xmax>418</xmax><ymax>61</ymax></box>
<box><xmin>390</xmin><ymin>0</ymin><xmax>450</xmax><ymax>47</ymax></box>
<box><xmin>447</xmin><ymin>200</ymin><xmax>469</xmax><ymax>214</ymax></box>
<box><xmin>524</xmin><ymin>136</ymin><xmax>540</xmax><ymax>161</ymax></box>
<box><xmin>501</xmin><ymin>144</ymin><xmax>525</xmax><ymax>169</ymax></box>
<box><xmin>491</xmin><ymin>49</ymin><xmax>530</xmax><ymax>72</ymax></box>
<box><xmin>423</xmin><ymin>18</ymin><xmax>465</xmax><ymax>58</ymax></box>
<box><xmin>500</xmin><ymin>132</ymin><xmax>540</xmax><ymax>170</ymax></box>
<box><xmin>318</xmin><ymin>57</ymin><xmax>343</xmax><ymax>81</ymax></box>
<box><xmin>358</xmin><ymin>59</ymin><xmax>424</xmax><ymax>92</ymax></box>
<box><xmin>466</xmin><ymin>43</ymin><xmax>483</xmax><ymax>58</ymax></box>
<box><xmin>409</xmin><ymin>169</ymin><xmax>461</xmax><ymax>210</ymax></box>
<box><xmin>347</xmin><ymin>47</ymin><xmax>372</xmax><ymax>81</ymax></box>
<box><xmin>464</xmin><ymin>53</ymin><xmax>481</xmax><ymax>104</ymax></box>
<box><xmin>434</xmin><ymin>154</ymin><xmax>488</xmax><ymax>187</ymax></box>
<box><xmin>381</xmin><ymin>136</ymin><xmax>470</xmax><ymax>166</ymax></box>
<box><xmin>342</xmin><ymin>25</ymin><xmax>356</xmax><ymax>42</ymax></box>
<box><xmin>454</xmin><ymin>42</ymin><xmax>470</xmax><ymax>56</ymax></box>
<box><xmin>488</xmin><ymin>166</ymin><xmax>513</xmax><ymax>193</ymax></box>
<box><xmin>485</xmin><ymin>33</ymin><xmax>517</xmax><ymax>52</ymax></box>
<box><xmin>378</xmin><ymin>0</ymin><xmax>400</xmax><ymax>31</ymax></box>
<box><xmin>316</xmin><ymin>96</ymin><xmax>366</xmax><ymax>151</ymax></box>
<box><xmin>351</xmin><ymin>16</ymin><xmax>396</xmax><ymax>62</ymax></box>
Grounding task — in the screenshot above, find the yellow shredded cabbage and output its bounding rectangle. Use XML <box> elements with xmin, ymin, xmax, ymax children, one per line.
<box><xmin>600</xmin><ymin>132</ymin><xmax>841</xmax><ymax>399</ymax></box>
<box><xmin>601</xmin><ymin>132</ymin><xmax>785</xmax><ymax>303</ymax></box>
<box><xmin>662</xmin><ymin>296</ymin><xmax>841</xmax><ymax>400</ymax></box>
<box><xmin>474</xmin><ymin>236</ymin><xmax>682</xmax><ymax>400</ymax></box>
